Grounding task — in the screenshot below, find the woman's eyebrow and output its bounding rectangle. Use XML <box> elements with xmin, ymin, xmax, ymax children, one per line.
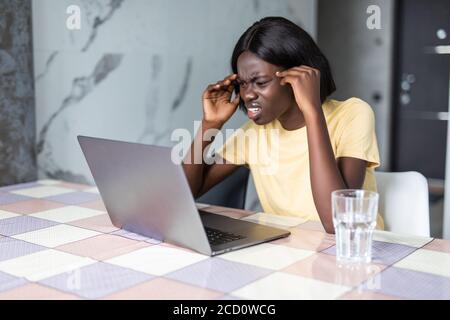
<box><xmin>237</xmin><ymin>74</ymin><xmax>270</xmax><ymax>82</ymax></box>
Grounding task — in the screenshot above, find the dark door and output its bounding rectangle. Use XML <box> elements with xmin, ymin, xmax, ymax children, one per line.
<box><xmin>393</xmin><ymin>0</ymin><xmax>450</xmax><ymax>179</ymax></box>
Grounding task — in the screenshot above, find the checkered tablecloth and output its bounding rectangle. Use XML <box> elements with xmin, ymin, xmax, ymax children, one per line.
<box><xmin>0</xmin><ymin>180</ymin><xmax>449</xmax><ymax>300</ymax></box>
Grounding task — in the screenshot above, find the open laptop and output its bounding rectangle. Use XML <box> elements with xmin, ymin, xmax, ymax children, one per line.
<box><xmin>78</xmin><ymin>136</ymin><xmax>290</xmax><ymax>256</ymax></box>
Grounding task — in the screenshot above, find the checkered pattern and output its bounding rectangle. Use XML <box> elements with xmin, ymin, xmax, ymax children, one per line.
<box><xmin>0</xmin><ymin>180</ymin><xmax>448</xmax><ymax>300</ymax></box>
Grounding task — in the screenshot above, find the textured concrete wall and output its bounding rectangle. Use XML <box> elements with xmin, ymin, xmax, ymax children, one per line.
<box><xmin>0</xmin><ymin>0</ymin><xmax>37</xmax><ymax>186</ymax></box>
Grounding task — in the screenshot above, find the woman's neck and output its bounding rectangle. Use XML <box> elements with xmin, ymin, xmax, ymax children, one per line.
<box><xmin>277</xmin><ymin>103</ymin><xmax>306</xmax><ymax>131</ymax></box>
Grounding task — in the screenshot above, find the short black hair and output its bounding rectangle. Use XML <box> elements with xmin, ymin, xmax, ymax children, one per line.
<box><xmin>231</xmin><ymin>16</ymin><xmax>336</xmax><ymax>110</ymax></box>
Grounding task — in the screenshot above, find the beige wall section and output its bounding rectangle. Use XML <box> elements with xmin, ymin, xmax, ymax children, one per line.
<box><xmin>317</xmin><ymin>0</ymin><xmax>395</xmax><ymax>171</ymax></box>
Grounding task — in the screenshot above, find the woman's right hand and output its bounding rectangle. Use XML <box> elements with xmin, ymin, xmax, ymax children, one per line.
<box><xmin>202</xmin><ymin>74</ymin><xmax>240</xmax><ymax>127</ymax></box>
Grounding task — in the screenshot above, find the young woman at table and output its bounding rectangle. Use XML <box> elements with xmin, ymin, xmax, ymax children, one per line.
<box><xmin>182</xmin><ymin>17</ymin><xmax>384</xmax><ymax>234</ymax></box>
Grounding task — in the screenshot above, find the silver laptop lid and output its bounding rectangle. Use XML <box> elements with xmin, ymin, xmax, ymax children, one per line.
<box><xmin>78</xmin><ymin>135</ymin><xmax>212</xmax><ymax>255</ymax></box>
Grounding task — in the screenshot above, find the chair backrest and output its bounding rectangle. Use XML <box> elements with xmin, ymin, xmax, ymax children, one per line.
<box><xmin>375</xmin><ymin>171</ymin><xmax>430</xmax><ymax>237</ymax></box>
<box><xmin>196</xmin><ymin>166</ymin><xmax>250</xmax><ymax>209</ymax></box>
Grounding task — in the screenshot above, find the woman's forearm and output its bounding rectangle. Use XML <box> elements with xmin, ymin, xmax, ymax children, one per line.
<box><xmin>304</xmin><ymin>107</ymin><xmax>347</xmax><ymax>233</ymax></box>
<box><xmin>182</xmin><ymin>119</ymin><xmax>223</xmax><ymax>197</ymax></box>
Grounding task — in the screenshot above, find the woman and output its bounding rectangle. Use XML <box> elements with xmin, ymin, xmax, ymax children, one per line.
<box><xmin>183</xmin><ymin>16</ymin><xmax>383</xmax><ymax>233</ymax></box>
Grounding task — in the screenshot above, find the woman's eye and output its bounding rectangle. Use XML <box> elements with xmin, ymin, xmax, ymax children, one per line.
<box><xmin>256</xmin><ymin>81</ymin><xmax>269</xmax><ymax>86</ymax></box>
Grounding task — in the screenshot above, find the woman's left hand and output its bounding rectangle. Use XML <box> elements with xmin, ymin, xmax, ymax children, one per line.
<box><xmin>276</xmin><ymin>66</ymin><xmax>321</xmax><ymax>116</ymax></box>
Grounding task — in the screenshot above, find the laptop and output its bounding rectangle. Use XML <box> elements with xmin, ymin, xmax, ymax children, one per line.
<box><xmin>78</xmin><ymin>135</ymin><xmax>290</xmax><ymax>256</ymax></box>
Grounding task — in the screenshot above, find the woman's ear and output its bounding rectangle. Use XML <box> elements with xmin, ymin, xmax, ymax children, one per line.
<box><xmin>280</xmin><ymin>79</ymin><xmax>295</xmax><ymax>98</ymax></box>
<box><xmin>233</xmin><ymin>80</ymin><xmax>246</xmax><ymax>112</ymax></box>
<box><xmin>232</xmin><ymin>79</ymin><xmax>240</xmax><ymax>94</ymax></box>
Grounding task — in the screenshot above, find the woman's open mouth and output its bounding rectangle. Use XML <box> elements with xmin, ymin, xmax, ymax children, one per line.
<box><xmin>247</xmin><ymin>103</ymin><xmax>262</xmax><ymax>120</ymax></box>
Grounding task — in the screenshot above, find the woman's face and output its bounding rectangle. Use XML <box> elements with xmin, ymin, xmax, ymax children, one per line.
<box><xmin>236</xmin><ymin>51</ymin><xmax>296</xmax><ymax>125</ymax></box>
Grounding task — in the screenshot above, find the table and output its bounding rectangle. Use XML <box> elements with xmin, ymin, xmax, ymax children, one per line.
<box><xmin>0</xmin><ymin>180</ymin><xmax>449</xmax><ymax>300</ymax></box>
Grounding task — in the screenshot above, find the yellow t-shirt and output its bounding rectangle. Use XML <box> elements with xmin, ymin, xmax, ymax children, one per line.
<box><xmin>217</xmin><ymin>97</ymin><xmax>384</xmax><ymax>229</ymax></box>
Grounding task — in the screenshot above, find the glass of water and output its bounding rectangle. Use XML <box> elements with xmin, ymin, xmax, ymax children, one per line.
<box><xmin>332</xmin><ymin>190</ymin><xmax>379</xmax><ymax>264</ymax></box>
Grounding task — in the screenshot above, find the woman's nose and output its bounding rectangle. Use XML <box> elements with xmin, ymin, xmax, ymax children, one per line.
<box><xmin>243</xmin><ymin>87</ymin><xmax>257</xmax><ymax>102</ymax></box>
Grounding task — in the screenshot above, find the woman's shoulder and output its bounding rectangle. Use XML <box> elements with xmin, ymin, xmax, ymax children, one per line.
<box><xmin>324</xmin><ymin>97</ymin><xmax>375</xmax><ymax>121</ymax></box>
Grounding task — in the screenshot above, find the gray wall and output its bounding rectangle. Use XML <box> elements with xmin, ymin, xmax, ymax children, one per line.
<box><xmin>318</xmin><ymin>0</ymin><xmax>395</xmax><ymax>171</ymax></box>
<box><xmin>0</xmin><ymin>0</ymin><xmax>37</xmax><ymax>186</ymax></box>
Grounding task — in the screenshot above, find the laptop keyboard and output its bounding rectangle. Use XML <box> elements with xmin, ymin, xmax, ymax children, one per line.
<box><xmin>205</xmin><ymin>227</ymin><xmax>246</xmax><ymax>246</ymax></box>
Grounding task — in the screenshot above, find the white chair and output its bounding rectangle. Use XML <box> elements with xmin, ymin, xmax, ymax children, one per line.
<box><xmin>375</xmin><ymin>171</ymin><xmax>430</xmax><ymax>237</ymax></box>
